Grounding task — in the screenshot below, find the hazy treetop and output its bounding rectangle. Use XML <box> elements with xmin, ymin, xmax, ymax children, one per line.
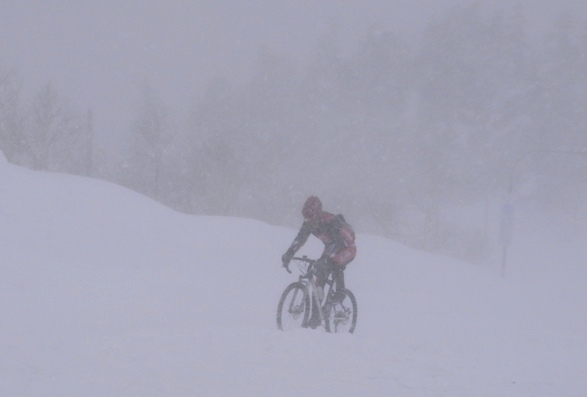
<box><xmin>1</xmin><ymin>1</ymin><xmax>586</xmax><ymax>139</ymax></box>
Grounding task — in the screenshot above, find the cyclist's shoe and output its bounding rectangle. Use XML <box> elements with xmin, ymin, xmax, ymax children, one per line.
<box><xmin>307</xmin><ymin>314</ymin><xmax>321</xmax><ymax>329</ymax></box>
<box><xmin>322</xmin><ymin>303</ymin><xmax>332</xmax><ymax>318</ymax></box>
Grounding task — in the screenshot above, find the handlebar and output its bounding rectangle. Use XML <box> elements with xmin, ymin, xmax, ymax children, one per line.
<box><xmin>282</xmin><ymin>256</ymin><xmax>316</xmax><ymax>276</ymax></box>
<box><xmin>292</xmin><ymin>256</ymin><xmax>316</xmax><ymax>265</ymax></box>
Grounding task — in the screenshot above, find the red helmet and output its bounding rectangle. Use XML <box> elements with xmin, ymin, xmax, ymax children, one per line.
<box><xmin>302</xmin><ymin>196</ymin><xmax>322</xmax><ymax>219</ymax></box>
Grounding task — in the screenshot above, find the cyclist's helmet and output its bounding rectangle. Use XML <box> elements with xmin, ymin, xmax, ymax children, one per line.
<box><xmin>302</xmin><ymin>196</ymin><xmax>322</xmax><ymax>219</ymax></box>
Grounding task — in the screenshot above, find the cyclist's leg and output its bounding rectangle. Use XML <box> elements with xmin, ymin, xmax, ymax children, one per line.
<box><xmin>331</xmin><ymin>245</ymin><xmax>354</xmax><ymax>292</ymax></box>
<box><xmin>308</xmin><ymin>256</ymin><xmax>330</xmax><ymax>328</ymax></box>
<box><xmin>314</xmin><ymin>255</ymin><xmax>332</xmax><ymax>298</ymax></box>
<box><xmin>330</xmin><ymin>263</ymin><xmax>347</xmax><ymax>304</ymax></box>
<box><xmin>333</xmin><ymin>266</ymin><xmax>345</xmax><ymax>290</ymax></box>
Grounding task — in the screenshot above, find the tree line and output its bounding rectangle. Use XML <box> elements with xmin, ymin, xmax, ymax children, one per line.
<box><xmin>1</xmin><ymin>5</ymin><xmax>586</xmax><ymax>264</ymax></box>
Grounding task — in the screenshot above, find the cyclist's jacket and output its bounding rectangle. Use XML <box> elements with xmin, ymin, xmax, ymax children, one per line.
<box><xmin>285</xmin><ymin>211</ymin><xmax>356</xmax><ymax>266</ymax></box>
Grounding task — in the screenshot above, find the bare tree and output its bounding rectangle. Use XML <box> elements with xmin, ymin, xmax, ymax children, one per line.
<box><xmin>0</xmin><ymin>69</ymin><xmax>26</xmax><ymax>163</ymax></box>
<box><xmin>25</xmin><ymin>83</ymin><xmax>88</xmax><ymax>173</ymax></box>
<box><xmin>123</xmin><ymin>83</ymin><xmax>173</xmax><ymax>198</ymax></box>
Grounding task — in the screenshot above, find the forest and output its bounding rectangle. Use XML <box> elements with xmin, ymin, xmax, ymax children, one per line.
<box><xmin>1</xmin><ymin>5</ymin><xmax>586</xmax><ymax>264</ymax></box>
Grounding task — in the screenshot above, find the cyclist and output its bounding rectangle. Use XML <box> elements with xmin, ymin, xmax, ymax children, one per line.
<box><xmin>281</xmin><ymin>196</ymin><xmax>356</xmax><ymax>328</ymax></box>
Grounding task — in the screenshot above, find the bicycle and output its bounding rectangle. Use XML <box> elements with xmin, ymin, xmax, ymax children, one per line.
<box><xmin>276</xmin><ymin>256</ymin><xmax>358</xmax><ymax>333</ymax></box>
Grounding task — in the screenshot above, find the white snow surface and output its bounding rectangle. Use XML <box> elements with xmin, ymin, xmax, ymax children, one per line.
<box><xmin>1</xmin><ymin>153</ymin><xmax>586</xmax><ymax>396</ymax></box>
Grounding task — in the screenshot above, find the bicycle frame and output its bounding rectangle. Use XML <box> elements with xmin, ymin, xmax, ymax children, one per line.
<box><xmin>279</xmin><ymin>255</ymin><xmax>357</xmax><ymax>333</ymax></box>
<box><xmin>290</xmin><ymin>256</ymin><xmax>337</xmax><ymax>327</ymax></box>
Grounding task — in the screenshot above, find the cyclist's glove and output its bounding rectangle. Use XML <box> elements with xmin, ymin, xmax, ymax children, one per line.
<box><xmin>281</xmin><ymin>251</ymin><xmax>293</xmax><ymax>267</ymax></box>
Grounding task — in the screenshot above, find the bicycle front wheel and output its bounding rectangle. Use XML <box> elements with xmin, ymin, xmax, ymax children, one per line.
<box><xmin>324</xmin><ymin>288</ymin><xmax>358</xmax><ymax>334</ymax></box>
<box><xmin>276</xmin><ymin>282</ymin><xmax>310</xmax><ymax>331</ymax></box>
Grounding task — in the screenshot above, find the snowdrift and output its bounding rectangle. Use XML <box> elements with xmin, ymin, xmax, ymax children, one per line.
<box><xmin>0</xmin><ymin>154</ymin><xmax>585</xmax><ymax>396</ymax></box>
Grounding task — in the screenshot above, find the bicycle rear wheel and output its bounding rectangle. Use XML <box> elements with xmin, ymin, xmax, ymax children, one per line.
<box><xmin>277</xmin><ymin>282</ymin><xmax>310</xmax><ymax>331</ymax></box>
<box><xmin>324</xmin><ymin>288</ymin><xmax>358</xmax><ymax>334</ymax></box>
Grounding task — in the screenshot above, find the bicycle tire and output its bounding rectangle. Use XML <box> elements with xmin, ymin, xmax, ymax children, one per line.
<box><xmin>324</xmin><ymin>288</ymin><xmax>358</xmax><ymax>334</ymax></box>
<box><xmin>276</xmin><ymin>282</ymin><xmax>310</xmax><ymax>331</ymax></box>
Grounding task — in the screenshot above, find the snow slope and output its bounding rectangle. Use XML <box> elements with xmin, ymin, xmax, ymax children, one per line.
<box><xmin>1</xmin><ymin>152</ymin><xmax>585</xmax><ymax>396</ymax></box>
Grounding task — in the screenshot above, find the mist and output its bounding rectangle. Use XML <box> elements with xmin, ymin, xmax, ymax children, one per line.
<box><xmin>1</xmin><ymin>0</ymin><xmax>587</xmax><ymax>266</ymax></box>
<box><xmin>4</xmin><ymin>1</ymin><xmax>585</xmax><ymax>138</ymax></box>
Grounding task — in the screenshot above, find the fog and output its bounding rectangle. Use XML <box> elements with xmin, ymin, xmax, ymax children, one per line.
<box><xmin>1</xmin><ymin>0</ymin><xmax>587</xmax><ymax>265</ymax></box>
<box><xmin>1</xmin><ymin>1</ymin><xmax>448</xmax><ymax>134</ymax></box>
<box><xmin>3</xmin><ymin>1</ymin><xmax>585</xmax><ymax>139</ymax></box>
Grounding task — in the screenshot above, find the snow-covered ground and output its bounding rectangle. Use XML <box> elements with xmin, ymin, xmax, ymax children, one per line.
<box><xmin>1</xmin><ymin>152</ymin><xmax>585</xmax><ymax>396</ymax></box>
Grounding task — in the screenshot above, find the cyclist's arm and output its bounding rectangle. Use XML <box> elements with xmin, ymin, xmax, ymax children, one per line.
<box><xmin>284</xmin><ymin>221</ymin><xmax>312</xmax><ymax>258</ymax></box>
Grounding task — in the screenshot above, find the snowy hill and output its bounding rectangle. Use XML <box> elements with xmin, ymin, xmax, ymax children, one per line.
<box><xmin>1</xmin><ymin>152</ymin><xmax>585</xmax><ymax>396</ymax></box>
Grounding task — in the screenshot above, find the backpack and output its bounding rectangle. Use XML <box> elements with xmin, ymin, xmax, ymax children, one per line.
<box><xmin>335</xmin><ymin>214</ymin><xmax>355</xmax><ymax>247</ymax></box>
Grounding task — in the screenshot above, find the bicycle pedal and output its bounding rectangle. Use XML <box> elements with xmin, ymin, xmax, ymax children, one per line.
<box><xmin>334</xmin><ymin>311</ymin><xmax>346</xmax><ymax>318</ymax></box>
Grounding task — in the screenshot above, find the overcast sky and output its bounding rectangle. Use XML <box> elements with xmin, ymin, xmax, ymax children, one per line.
<box><xmin>1</xmin><ymin>1</ymin><xmax>586</xmax><ymax>143</ymax></box>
